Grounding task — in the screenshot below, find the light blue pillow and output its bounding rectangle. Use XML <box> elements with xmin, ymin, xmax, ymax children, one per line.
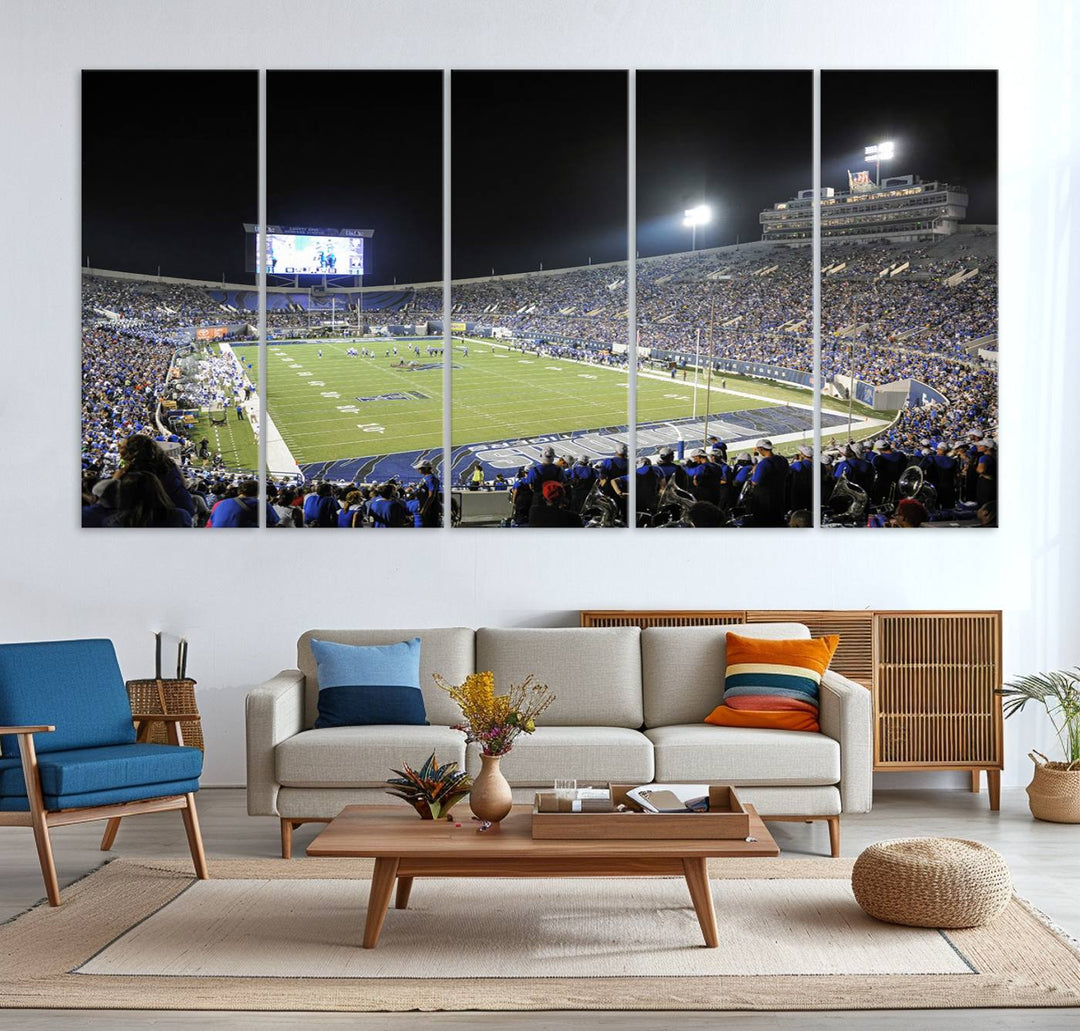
<box><xmin>311</xmin><ymin>637</ymin><xmax>428</xmax><ymax>728</ymax></box>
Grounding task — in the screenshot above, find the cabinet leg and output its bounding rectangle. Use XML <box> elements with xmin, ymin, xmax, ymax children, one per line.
<box><xmin>986</xmin><ymin>769</ymin><xmax>1001</xmax><ymax>811</ymax></box>
<box><xmin>970</xmin><ymin>769</ymin><xmax>981</xmax><ymax>793</ymax></box>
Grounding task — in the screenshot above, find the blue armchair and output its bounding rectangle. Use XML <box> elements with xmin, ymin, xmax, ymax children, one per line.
<box><xmin>0</xmin><ymin>639</ymin><xmax>208</xmax><ymax>906</ymax></box>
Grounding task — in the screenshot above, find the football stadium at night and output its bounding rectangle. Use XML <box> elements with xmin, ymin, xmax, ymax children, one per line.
<box><xmin>81</xmin><ymin>69</ymin><xmax>997</xmax><ymax>529</ymax></box>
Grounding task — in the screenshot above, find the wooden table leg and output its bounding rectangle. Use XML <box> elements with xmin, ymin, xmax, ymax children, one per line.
<box><xmin>395</xmin><ymin>876</ymin><xmax>414</xmax><ymax>910</ymax></box>
<box><xmin>363</xmin><ymin>857</ymin><xmax>400</xmax><ymax>948</ymax></box>
<box><xmin>987</xmin><ymin>769</ymin><xmax>1001</xmax><ymax>811</ymax></box>
<box><xmin>682</xmin><ymin>856</ymin><xmax>718</xmax><ymax>948</ymax></box>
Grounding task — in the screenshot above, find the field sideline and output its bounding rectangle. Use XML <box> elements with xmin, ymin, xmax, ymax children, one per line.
<box><xmin>229</xmin><ymin>336</ymin><xmax>886</xmax><ymax>473</ymax></box>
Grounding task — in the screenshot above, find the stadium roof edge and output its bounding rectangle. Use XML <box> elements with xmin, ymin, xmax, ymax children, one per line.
<box><xmin>81</xmin><ymin>227</ymin><xmax>997</xmax><ymax>294</ymax></box>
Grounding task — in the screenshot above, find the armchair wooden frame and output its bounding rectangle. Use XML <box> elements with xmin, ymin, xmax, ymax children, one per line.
<box><xmin>0</xmin><ymin>717</ymin><xmax>209</xmax><ymax>907</ymax></box>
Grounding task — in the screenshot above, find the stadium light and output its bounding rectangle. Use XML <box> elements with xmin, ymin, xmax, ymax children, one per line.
<box><xmin>865</xmin><ymin>141</ymin><xmax>895</xmax><ymax>186</ymax></box>
<box><xmin>682</xmin><ymin>204</ymin><xmax>712</xmax><ymax>251</ymax></box>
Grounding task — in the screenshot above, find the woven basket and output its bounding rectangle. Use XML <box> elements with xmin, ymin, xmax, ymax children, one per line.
<box><xmin>852</xmin><ymin>837</ymin><xmax>1012</xmax><ymax>928</ymax></box>
<box><xmin>125</xmin><ymin>678</ymin><xmax>203</xmax><ymax>751</ymax></box>
<box><xmin>1027</xmin><ymin>750</ymin><xmax>1080</xmax><ymax>823</ymax></box>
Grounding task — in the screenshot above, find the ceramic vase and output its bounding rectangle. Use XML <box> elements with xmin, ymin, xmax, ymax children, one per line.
<box><xmin>469</xmin><ymin>753</ymin><xmax>513</xmax><ymax>823</ymax></box>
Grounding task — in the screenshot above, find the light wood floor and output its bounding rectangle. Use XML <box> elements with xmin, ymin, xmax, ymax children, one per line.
<box><xmin>1</xmin><ymin>787</ymin><xmax>1078</xmax><ymax>1030</ymax></box>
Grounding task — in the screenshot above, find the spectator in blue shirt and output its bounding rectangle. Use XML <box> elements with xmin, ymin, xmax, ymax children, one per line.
<box><xmin>600</xmin><ymin>443</ymin><xmax>629</xmax><ymax>482</ymax></box>
<box><xmin>975</xmin><ymin>439</ymin><xmax>997</xmax><ymax>505</ymax></box>
<box><xmin>207</xmin><ymin>480</ymin><xmax>278</xmax><ymax>527</ymax></box>
<box><xmin>313</xmin><ymin>482</ymin><xmax>340</xmax><ymax>528</ymax></box>
<box><xmin>338</xmin><ymin>490</ymin><xmax>366</xmax><ymax>528</ymax></box>
<box><xmin>525</xmin><ymin>447</ymin><xmax>564</xmax><ymax>519</ymax></box>
<box><xmin>369</xmin><ymin>483</ymin><xmax>409</xmax><ymax>527</ymax></box>
<box><xmin>748</xmin><ymin>439</ymin><xmax>790</xmax><ymax>527</ymax></box>
<box><xmin>416</xmin><ymin>462</ymin><xmax>441</xmax><ymax>527</ymax></box>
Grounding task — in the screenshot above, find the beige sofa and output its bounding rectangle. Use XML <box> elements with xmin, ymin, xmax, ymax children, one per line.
<box><xmin>246</xmin><ymin>623</ymin><xmax>872</xmax><ymax>857</ymax></box>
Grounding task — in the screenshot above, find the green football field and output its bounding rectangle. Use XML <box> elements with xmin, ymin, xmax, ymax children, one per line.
<box><xmin>231</xmin><ymin>337</ymin><xmax>881</xmax><ymax>469</ymax></box>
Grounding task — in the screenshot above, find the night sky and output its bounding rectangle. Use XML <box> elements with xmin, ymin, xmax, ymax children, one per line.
<box><xmin>82</xmin><ymin>71</ymin><xmax>257</xmax><ymax>282</ymax></box>
<box><xmin>451</xmin><ymin>71</ymin><xmax>628</xmax><ymax>278</ymax></box>
<box><xmin>267</xmin><ymin>71</ymin><xmax>442</xmax><ymax>284</ymax></box>
<box><xmin>82</xmin><ymin>69</ymin><xmax>998</xmax><ymax>286</ymax></box>
<box><xmin>636</xmin><ymin>71</ymin><xmax>812</xmax><ymax>257</ymax></box>
<box><xmin>822</xmin><ymin>71</ymin><xmax>998</xmax><ymax>224</ymax></box>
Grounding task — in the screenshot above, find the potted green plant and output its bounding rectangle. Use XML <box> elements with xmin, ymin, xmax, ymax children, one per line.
<box><xmin>1000</xmin><ymin>668</ymin><xmax>1080</xmax><ymax>823</ymax></box>
<box><xmin>385</xmin><ymin>752</ymin><xmax>472</xmax><ymax>820</ymax></box>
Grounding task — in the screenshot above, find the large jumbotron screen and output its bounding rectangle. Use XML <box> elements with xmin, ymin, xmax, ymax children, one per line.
<box><xmin>262</xmin><ymin>233</ymin><xmax>365</xmax><ymax>276</ymax></box>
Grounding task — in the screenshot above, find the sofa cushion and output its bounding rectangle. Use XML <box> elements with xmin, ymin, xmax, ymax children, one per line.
<box><xmin>641</xmin><ymin>623</ymin><xmax>811</xmax><ymax>728</ymax></box>
<box><xmin>475</xmin><ymin>627</ymin><xmax>643</xmax><ymax>728</ymax></box>
<box><xmin>310</xmin><ymin>637</ymin><xmax>428</xmax><ymax>729</ymax></box>
<box><xmin>0</xmin><ymin>777</ymin><xmax>202</xmax><ymax>813</ymax></box>
<box><xmin>298</xmin><ymin>629</ymin><xmax>473</xmax><ymax>730</ymax></box>
<box><xmin>730</xmin><ymin>785</ymin><xmax>842</xmax><ymax>817</ymax></box>
<box><xmin>0</xmin><ymin>743</ymin><xmax>202</xmax><ymax>799</ymax></box>
<box><xmin>645</xmin><ymin>724</ymin><xmax>840</xmax><ymax>785</ymax></box>
<box><xmin>276</xmin><ymin>725</ymin><xmax>467</xmax><ymax>788</ymax></box>
<box><xmin>0</xmin><ymin>639</ymin><xmax>136</xmax><ymax>757</ymax></box>
<box><xmin>705</xmin><ymin>633</ymin><xmax>839</xmax><ymax>734</ymax></box>
<box><xmin>466</xmin><ymin>726</ymin><xmax>654</xmax><ymax>786</ymax></box>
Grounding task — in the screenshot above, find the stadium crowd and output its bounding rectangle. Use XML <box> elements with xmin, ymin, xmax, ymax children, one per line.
<box><xmin>82</xmin><ymin>441</ymin><xmax>444</xmax><ymax>528</ymax></box>
<box><xmin>470</xmin><ymin>428</ymin><xmax>996</xmax><ymax>529</ymax></box>
<box><xmin>82</xmin><ymin>228</ymin><xmax>997</xmax><ymax>527</ymax></box>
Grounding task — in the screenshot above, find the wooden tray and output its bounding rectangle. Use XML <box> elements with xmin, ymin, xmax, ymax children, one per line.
<box><xmin>531</xmin><ymin>784</ymin><xmax>751</xmax><ymax>840</ymax></box>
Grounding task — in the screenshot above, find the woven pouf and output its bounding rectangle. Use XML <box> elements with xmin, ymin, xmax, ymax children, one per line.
<box><xmin>852</xmin><ymin>837</ymin><xmax>1013</xmax><ymax>928</ymax></box>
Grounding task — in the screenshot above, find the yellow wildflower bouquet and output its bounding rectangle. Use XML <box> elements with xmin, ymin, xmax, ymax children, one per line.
<box><xmin>434</xmin><ymin>670</ymin><xmax>555</xmax><ymax>756</ymax></box>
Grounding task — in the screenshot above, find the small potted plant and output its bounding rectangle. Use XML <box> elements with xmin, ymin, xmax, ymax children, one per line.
<box><xmin>1000</xmin><ymin>668</ymin><xmax>1080</xmax><ymax>823</ymax></box>
<box><xmin>385</xmin><ymin>751</ymin><xmax>472</xmax><ymax>820</ymax></box>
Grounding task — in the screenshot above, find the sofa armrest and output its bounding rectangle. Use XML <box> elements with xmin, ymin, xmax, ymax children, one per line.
<box><xmin>245</xmin><ymin>669</ymin><xmax>304</xmax><ymax>816</ymax></box>
<box><xmin>819</xmin><ymin>669</ymin><xmax>873</xmax><ymax>813</ymax></box>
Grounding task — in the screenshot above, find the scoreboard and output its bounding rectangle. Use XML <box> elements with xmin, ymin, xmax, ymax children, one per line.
<box><xmin>245</xmin><ymin>224</ymin><xmax>372</xmax><ymax>276</ymax></box>
<box><xmin>264</xmin><ymin>233</ymin><xmax>364</xmax><ymax>275</ymax></box>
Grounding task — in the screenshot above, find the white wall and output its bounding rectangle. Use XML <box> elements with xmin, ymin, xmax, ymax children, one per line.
<box><xmin>1</xmin><ymin>1</ymin><xmax>1076</xmax><ymax>788</ymax></box>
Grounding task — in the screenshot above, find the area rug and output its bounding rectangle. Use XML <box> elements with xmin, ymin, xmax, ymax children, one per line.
<box><xmin>1</xmin><ymin>857</ymin><xmax>1078</xmax><ymax>1011</ymax></box>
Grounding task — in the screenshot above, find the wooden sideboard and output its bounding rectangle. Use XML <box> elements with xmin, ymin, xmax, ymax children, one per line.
<box><xmin>580</xmin><ymin>609</ymin><xmax>1004</xmax><ymax>809</ymax></box>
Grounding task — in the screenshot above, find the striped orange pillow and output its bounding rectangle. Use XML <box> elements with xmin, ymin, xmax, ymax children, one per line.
<box><xmin>704</xmin><ymin>633</ymin><xmax>839</xmax><ymax>733</ymax></box>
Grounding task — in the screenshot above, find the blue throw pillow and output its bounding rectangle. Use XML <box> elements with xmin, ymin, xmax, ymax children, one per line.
<box><xmin>311</xmin><ymin>638</ymin><xmax>428</xmax><ymax>728</ymax></box>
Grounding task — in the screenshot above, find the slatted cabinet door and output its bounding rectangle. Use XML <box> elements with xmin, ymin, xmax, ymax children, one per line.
<box><xmin>873</xmin><ymin>611</ymin><xmax>1002</xmax><ymax>770</ymax></box>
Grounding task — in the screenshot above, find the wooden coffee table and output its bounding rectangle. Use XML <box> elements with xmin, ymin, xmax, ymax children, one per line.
<box><xmin>307</xmin><ymin>803</ymin><xmax>779</xmax><ymax>949</ymax></box>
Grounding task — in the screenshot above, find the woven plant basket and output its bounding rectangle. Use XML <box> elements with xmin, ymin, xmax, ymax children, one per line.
<box><xmin>1027</xmin><ymin>750</ymin><xmax>1080</xmax><ymax>823</ymax></box>
<box><xmin>851</xmin><ymin>837</ymin><xmax>1013</xmax><ymax>928</ymax></box>
<box><xmin>125</xmin><ymin>678</ymin><xmax>203</xmax><ymax>751</ymax></box>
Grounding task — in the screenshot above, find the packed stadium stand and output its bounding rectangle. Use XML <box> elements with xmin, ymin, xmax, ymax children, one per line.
<box><xmin>81</xmin><ymin>226</ymin><xmax>997</xmax><ymax>527</ymax></box>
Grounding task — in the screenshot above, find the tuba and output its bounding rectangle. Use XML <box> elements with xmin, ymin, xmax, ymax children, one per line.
<box><xmin>580</xmin><ymin>480</ymin><xmax>622</xmax><ymax>527</ymax></box>
<box><xmin>651</xmin><ymin>475</ymin><xmax>697</xmax><ymax>527</ymax></box>
<box><xmin>896</xmin><ymin>464</ymin><xmax>939</xmax><ymax>512</ymax></box>
<box><xmin>824</xmin><ymin>475</ymin><xmax>868</xmax><ymax>525</ymax></box>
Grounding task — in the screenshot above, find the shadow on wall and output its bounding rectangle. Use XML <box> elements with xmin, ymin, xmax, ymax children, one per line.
<box><xmin>503</xmin><ymin>611</ymin><xmax>582</xmax><ymax>628</ymax></box>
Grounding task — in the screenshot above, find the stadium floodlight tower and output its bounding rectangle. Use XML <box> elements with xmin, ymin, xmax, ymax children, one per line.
<box><xmin>682</xmin><ymin>204</ymin><xmax>712</xmax><ymax>252</ymax></box>
<box><xmin>865</xmin><ymin>141</ymin><xmax>895</xmax><ymax>186</ymax></box>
